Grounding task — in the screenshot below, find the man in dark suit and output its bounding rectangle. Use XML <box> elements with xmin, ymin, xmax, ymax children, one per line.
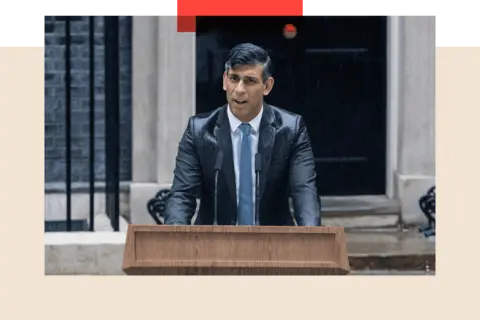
<box><xmin>164</xmin><ymin>43</ymin><xmax>321</xmax><ymax>226</ymax></box>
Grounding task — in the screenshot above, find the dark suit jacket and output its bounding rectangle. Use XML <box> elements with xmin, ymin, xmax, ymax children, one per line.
<box><xmin>164</xmin><ymin>103</ymin><xmax>321</xmax><ymax>226</ymax></box>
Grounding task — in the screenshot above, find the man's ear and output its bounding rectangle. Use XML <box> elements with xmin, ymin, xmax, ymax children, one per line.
<box><xmin>263</xmin><ymin>77</ymin><xmax>275</xmax><ymax>96</ymax></box>
<box><xmin>223</xmin><ymin>71</ymin><xmax>227</xmax><ymax>91</ymax></box>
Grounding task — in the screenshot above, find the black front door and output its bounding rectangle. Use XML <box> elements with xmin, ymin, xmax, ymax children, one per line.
<box><xmin>195</xmin><ymin>16</ymin><xmax>387</xmax><ymax>195</ymax></box>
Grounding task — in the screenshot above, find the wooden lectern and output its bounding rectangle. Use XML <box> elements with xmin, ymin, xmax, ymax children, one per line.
<box><xmin>122</xmin><ymin>224</ymin><xmax>350</xmax><ymax>275</ymax></box>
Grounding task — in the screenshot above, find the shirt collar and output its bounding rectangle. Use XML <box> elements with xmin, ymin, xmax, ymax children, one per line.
<box><xmin>227</xmin><ymin>104</ymin><xmax>263</xmax><ymax>134</ymax></box>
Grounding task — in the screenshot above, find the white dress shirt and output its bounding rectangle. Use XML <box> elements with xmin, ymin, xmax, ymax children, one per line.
<box><xmin>227</xmin><ymin>104</ymin><xmax>263</xmax><ymax>208</ymax></box>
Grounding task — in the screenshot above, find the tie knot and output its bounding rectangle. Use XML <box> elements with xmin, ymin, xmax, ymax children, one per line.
<box><xmin>239</xmin><ymin>123</ymin><xmax>251</xmax><ymax>136</ymax></box>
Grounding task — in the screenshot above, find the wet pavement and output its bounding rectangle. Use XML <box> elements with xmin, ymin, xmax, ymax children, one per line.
<box><xmin>345</xmin><ymin>228</ymin><xmax>436</xmax><ymax>273</ymax></box>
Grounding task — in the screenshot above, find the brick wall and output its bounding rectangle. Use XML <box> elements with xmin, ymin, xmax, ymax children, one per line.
<box><xmin>44</xmin><ymin>16</ymin><xmax>132</xmax><ymax>184</ymax></box>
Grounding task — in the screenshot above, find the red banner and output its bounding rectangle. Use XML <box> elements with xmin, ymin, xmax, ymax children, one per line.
<box><xmin>176</xmin><ymin>0</ymin><xmax>305</xmax><ymax>17</ymax></box>
<box><xmin>176</xmin><ymin>0</ymin><xmax>480</xmax><ymax>32</ymax></box>
<box><xmin>177</xmin><ymin>0</ymin><xmax>303</xmax><ymax>31</ymax></box>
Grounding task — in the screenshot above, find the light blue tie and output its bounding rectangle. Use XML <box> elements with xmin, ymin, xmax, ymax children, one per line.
<box><xmin>237</xmin><ymin>123</ymin><xmax>254</xmax><ymax>225</ymax></box>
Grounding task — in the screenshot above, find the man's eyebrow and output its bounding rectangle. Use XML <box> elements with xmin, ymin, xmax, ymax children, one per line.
<box><xmin>230</xmin><ymin>75</ymin><xmax>259</xmax><ymax>80</ymax></box>
<box><xmin>227</xmin><ymin>73</ymin><xmax>260</xmax><ymax>81</ymax></box>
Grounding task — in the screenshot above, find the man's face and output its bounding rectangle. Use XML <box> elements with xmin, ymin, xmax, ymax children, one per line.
<box><xmin>223</xmin><ymin>64</ymin><xmax>274</xmax><ymax>122</ymax></box>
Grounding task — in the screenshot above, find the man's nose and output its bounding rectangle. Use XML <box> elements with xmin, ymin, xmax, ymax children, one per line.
<box><xmin>234</xmin><ymin>81</ymin><xmax>246</xmax><ymax>93</ymax></box>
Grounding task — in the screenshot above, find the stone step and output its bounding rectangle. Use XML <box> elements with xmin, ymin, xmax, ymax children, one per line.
<box><xmin>296</xmin><ymin>195</ymin><xmax>402</xmax><ymax>229</ymax></box>
<box><xmin>45</xmin><ymin>214</ymin><xmax>129</xmax><ymax>232</ymax></box>
<box><xmin>323</xmin><ymin>215</ymin><xmax>400</xmax><ymax>229</ymax></box>
<box><xmin>321</xmin><ymin>195</ymin><xmax>401</xmax><ymax>216</ymax></box>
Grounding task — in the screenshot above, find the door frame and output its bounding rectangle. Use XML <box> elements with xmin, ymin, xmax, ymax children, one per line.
<box><xmin>386</xmin><ymin>16</ymin><xmax>402</xmax><ymax>199</ymax></box>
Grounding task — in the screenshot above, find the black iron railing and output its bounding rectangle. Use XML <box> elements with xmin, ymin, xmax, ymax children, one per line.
<box><xmin>418</xmin><ymin>186</ymin><xmax>435</xmax><ymax>237</ymax></box>
<box><xmin>47</xmin><ymin>16</ymin><xmax>122</xmax><ymax>232</ymax></box>
<box><xmin>88</xmin><ymin>16</ymin><xmax>96</xmax><ymax>231</ymax></box>
<box><xmin>104</xmin><ymin>16</ymin><xmax>121</xmax><ymax>231</ymax></box>
<box><xmin>64</xmin><ymin>17</ymin><xmax>72</xmax><ymax>230</ymax></box>
<box><xmin>147</xmin><ymin>189</ymin><xmax>172</xmax><ymax>224</ymax></box>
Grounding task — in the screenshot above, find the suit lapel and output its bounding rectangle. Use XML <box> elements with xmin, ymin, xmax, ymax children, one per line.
<box><xmin>214</xmin><ymin>105</ymin><xmax>237</xmax><ymax>215</ymax></box>
<box><xmin>257</xmin><ymin>103</ymin><xmax>277</xmax><ymax>203</ymax></box>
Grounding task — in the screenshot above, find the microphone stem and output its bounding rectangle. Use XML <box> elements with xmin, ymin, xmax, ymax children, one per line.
<box><xmin>255</xmin><ymin>171</ymin><xmax>260</xmax><ymax>225</ymax></box>
<box><xmin>214</xmin><ymin>170</ymin><xmax>218</xmax><ymax>225</ymax></box>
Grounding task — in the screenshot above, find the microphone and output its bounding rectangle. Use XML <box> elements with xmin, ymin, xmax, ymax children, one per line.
<box><xmin>213</xmin><ymin>150</ymin><xmax>223</xmax><ymax>226</ymax></box>
<box><xmin>255</xmin><ymin>153</ymin><xmax>262</xmax><ymax>225</ymax></box>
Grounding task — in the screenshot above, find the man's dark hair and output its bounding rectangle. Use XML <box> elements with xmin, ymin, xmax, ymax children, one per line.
<box><xmin>224</xmin><ymin>43</ymin><xmax>273</xmax><ymax>83</ymax></box>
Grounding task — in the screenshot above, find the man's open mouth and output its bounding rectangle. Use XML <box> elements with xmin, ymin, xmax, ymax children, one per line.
<box><xmin>234</xmin><ymin>100</ymin><xmax>247</xmax><ymax>105</ymax></box>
